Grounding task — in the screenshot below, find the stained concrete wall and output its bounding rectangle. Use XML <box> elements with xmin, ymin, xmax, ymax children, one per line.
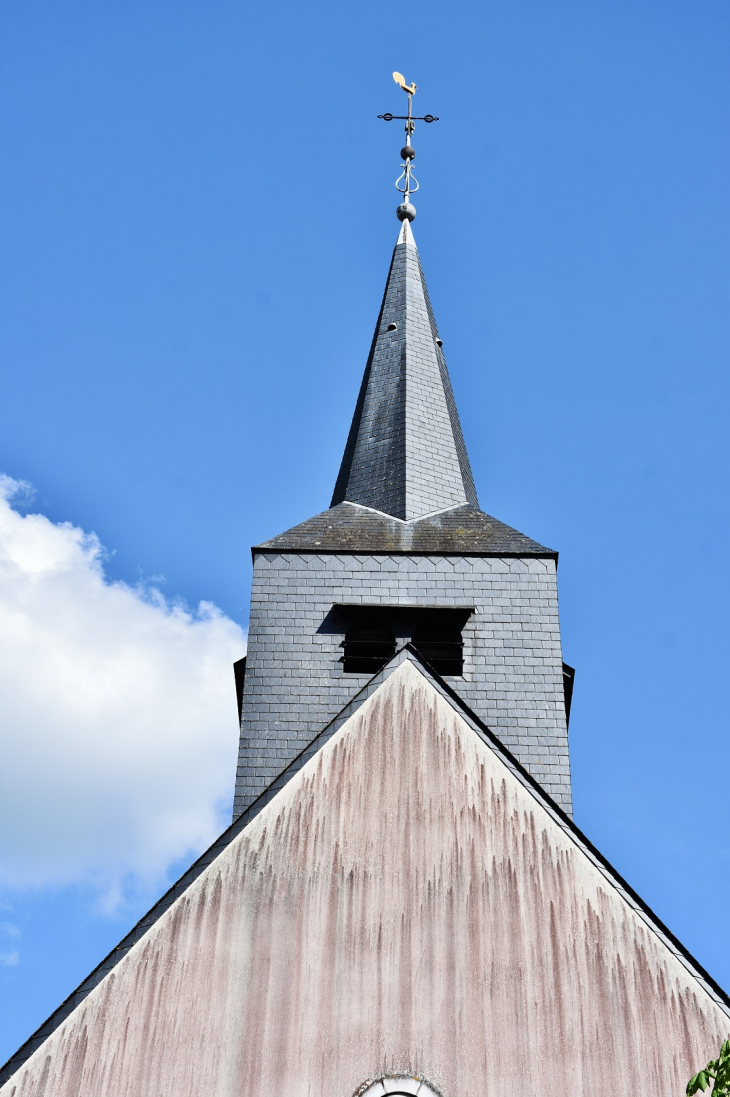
<box><xmin>5</xmin><ymin>662</ymin><xmax>726</xmax><ymax>1097</ymax></box>
<box><xmin>235</xmin><ymin>551</ymin><xmax>571</xmax><ymax>817</ymax></box>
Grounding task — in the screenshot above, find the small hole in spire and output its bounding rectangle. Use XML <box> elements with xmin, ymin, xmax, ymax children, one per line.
<box><xmin>387</xmin><ymin>322</ymin><xmax>398</xmax><ymax>332</ymax></box>
<box><xmin>436</xmin><ymin>338</ymin><xmax>443</xmax><ymax>347</ymax></box>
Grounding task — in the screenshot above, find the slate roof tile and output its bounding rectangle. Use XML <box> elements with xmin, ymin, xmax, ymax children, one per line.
<box><xmin>254</xmin><ymin>502</ymin><xmax>555</xmax><ymax>557</ymax></box>
<box><xmin>331</xmin><ymin>221</ymin><xmax>478</xmax><ymax>521</ymax></box>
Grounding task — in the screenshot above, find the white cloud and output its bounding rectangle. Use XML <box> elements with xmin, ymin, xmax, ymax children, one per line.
<box><xmin>0</xmin><ymin>476</ymin><xmax>246</xmax><ymax>899</ymax></box>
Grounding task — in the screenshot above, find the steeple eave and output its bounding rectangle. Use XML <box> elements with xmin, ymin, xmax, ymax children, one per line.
<box><xmin>254</xmin><ymin>501</ymin><xmax>556</xmax><ymax>558</ymax></box>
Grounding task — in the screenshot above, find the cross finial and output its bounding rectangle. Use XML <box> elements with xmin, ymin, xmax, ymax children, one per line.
<box><xmin>378</xmin><ymin>72</ymin><xmax>439</xmax><ymax>224</ymax></box>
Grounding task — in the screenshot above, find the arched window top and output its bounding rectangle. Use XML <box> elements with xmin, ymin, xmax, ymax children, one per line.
<box><xmin>359</xmin><ymin>1078</ymin><xmax>441</xmax><ymax>1097</ymax></box>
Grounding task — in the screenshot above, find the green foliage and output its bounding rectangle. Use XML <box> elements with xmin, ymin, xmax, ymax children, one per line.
<box><xmin>687</xmin><ymin>1041</ymin><xmax>730</xmax><ymax>1097</ymax></box>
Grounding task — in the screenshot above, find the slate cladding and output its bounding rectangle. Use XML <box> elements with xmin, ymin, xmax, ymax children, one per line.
<box><xmin>234</xmin><ymin>551</ymin><xmax>572</xmax><ymax>819</ymax></box>
<box><xmin>331</xmin><ymin>221</ymin><xmax>478</xmax><ymax>520</ymax></box>
<box><xmin>234</xmin><ymin>220</ymin><xmax>573</xmax><ymax>820</ymax></box>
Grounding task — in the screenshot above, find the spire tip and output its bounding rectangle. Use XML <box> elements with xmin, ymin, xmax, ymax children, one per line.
<box><xmin>397</xmin><ymin>218</ymin><xmax>416</xmax><ymax>247</ymax></box>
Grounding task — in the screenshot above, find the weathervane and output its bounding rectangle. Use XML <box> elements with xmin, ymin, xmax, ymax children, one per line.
<box><xmin>378</xmin><ymin>72</ymin><xmax>439</xmax><ymax>223</ymax></box>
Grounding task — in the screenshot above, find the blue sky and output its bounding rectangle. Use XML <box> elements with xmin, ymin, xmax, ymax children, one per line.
<box><xmin>1</xmin><ymin>0</ymin><xmax>729</xmax><ymax>1065</ymax></box>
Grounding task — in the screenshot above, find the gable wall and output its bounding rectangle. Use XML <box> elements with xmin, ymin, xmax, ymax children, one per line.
<box><xmin>234</xmin><ymin>550</ymin><xmax>571</xmax><ymax>816</ymax></box>
<box><xmin>6</xmin><ymin>663</ymin><xmax>727</xmax><ymax>1097</ymax></box>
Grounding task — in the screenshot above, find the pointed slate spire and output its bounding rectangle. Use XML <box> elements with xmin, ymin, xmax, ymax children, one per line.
<box><xmin>331</xmin><ymin>221</ymin><xmax>479</xmax><ymax>521</ymax></box>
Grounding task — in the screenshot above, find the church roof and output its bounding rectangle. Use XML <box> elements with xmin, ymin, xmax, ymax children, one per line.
<box><xmin>331</xmin><ymin>219</ymin><xmax>479</xmax><ymax>521</ymax></box>
<box><xmin>2</xmin><ymin>652</ymin><xmax>728</xmax><ymax>1093</ymax></box>
<box><xmin>253</xmin><ymin>501</ymin><xmax>556</xmax><ymax>557</ymax></box>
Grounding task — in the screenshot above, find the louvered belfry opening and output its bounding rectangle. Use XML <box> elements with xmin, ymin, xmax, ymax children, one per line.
<box><xmin>411</xmin><ymin>623</ymin><xmax>464</xmax><ymax>676</ymax></box>
<box><xmin>336</xmin><ymin>605</ymin><xmax>471</xmax><ymax>677</ymax></box>
<box><xmin>343</xmin><ymin>622</ymin><xmax>397</xmax><ymax>674</ymax></box>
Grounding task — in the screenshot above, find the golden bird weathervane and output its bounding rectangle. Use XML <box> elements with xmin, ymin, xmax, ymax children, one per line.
<box><xmin>378</xmin><ymin>72</ymin><xmax>439</xmax><ymax>224</ymax></box>
<box><xmin>393</xmin><ymin>71</ymin><xmax>418</xmax><ymax>96</ymax></box>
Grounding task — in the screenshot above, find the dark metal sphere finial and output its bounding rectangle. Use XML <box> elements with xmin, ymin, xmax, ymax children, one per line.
<box><xmin>397</xmin><ymin>202</ymin><xmax>417</xmax><ymax>222</ymax></box>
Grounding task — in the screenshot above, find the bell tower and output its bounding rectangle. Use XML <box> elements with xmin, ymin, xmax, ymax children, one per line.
<box><xmin>233</xmin><ymin>91</ymin><xmax>572</xmax><ymax>817</ymax></box>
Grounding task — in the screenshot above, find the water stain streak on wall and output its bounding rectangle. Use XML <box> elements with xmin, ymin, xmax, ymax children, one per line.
<box><xmin>3</xmin><ymin>661</ymin><xmax>727</xmax><ymax>1097</ymax></box>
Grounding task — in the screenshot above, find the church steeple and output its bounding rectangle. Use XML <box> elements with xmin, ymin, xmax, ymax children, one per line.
<box><xmin>331</xmin><ymin>220</ymin><xmax>479</xmax><ymax>520</ymax></box>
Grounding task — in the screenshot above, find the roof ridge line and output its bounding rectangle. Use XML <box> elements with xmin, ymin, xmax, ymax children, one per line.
<box><xmin>340</xmin><ymin>500</ymin><xmax>469</xmax><ymax>525</ymax></box>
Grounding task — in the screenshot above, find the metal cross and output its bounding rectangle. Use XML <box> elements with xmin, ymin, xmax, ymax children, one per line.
<box><xmin>378</xmin><ymin>73</ymin><xmax>439</xmax><ymax>220</ymax></box>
